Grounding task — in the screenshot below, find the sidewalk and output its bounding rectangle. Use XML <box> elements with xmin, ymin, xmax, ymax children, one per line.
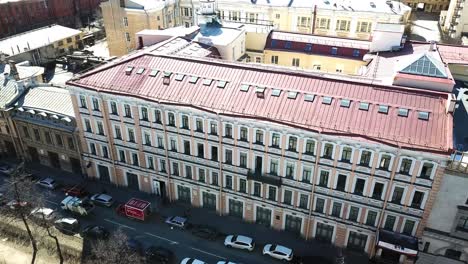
<box><xmin>25</xmin><ymin>162</ymin><xmax>369</xmax><ymax>264</ymax></box>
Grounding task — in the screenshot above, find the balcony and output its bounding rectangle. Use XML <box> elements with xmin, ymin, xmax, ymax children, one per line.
<box><xmin>247</xmin><ymin>170</ymin><xmax>281</xmax><ymax>186</ymax></box>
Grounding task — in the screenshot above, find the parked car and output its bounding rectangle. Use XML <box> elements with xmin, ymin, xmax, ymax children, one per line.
<box><xmin>90</xmin><ymin>193</ymin><xmax>114</xmax><ymax>207</ymax></box>
<box><xmin>126</xmin><ymin>238</ymin><xmax>143</xmax><ymax>255</ymax></box>
<box><xmin>165</xmin><ymin>216</ymin><xmax>188</xmax><ymax>229</ymax></box>
<box><xmin>191</xmin><ymin>225</ymin><xmax>219</xmax><ymax>240</ymax></box>
<box><xmin>263</xmin><ymin>244</ymin><xmax>294</xmax><ymax>261</ymax></box>
<box><xmin>37</xmin><ymin>178</ymin><xmax>58</xmax><ymax>190</ymax></box>
<box><xmin>81</xmin><ymin>225</ymin><xmax>109</xmax><ymax>240</ymax></box>
<box><xmin>145</xmin><ymin>246</ymin><xmax>174</xmax><ymax>264</ymax></box>
<box><xmin>30</xmin><ymin>207</ymin><xmax>57</xmax><ymax>224</ymax></box>
<box><xmin>54</xmin><ymin>218</ymin><xmax>80</xmax><ymax>235</ymax></box>
<box><xmin>0</xmin><ymin>163</ymin><xmax>14</xmax><ymax>176</ymax></box>
<box><xmin>62</xmin><ymin>184</ymin><xmax>89</xmax><ymax>198</ymax></box>
<box><xmin>224</xmin><ymin>235</ymin><xmax>255</xmax><ymax>251</ymax></box>
<box><xmin>180</xmin><ymin>258</ymin><xmax>206</xmax><ymax>264</ymax></box>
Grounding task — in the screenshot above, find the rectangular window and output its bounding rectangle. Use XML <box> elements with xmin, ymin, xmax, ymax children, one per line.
<box><xmin>225</xmin><ymin>149</ymin><xmax>232</xmax><ymax>164</ymax></box>
<box><xmin>400</xmin><ymin>158</ymin><xmax>412</xmax><ymax>174</ymax></box>
<box><xmin>341</xmin><ymin>147</ymin><xmax>352</xmax><ymax>162</ymax></box>
<box><xmin>211</xmin><ymin>172</ymin><xmax>218</xmax><ymax>185</ymax></box>
<box><xmin>336</xmin><ymin>174</ymin><xmax>347</xmax><ymax>191</ymax></box>
<box><xmin>317</xmin><ymin>17</ymin><xmax>330</xmax><ymax>29</ymax></box>
<box><xmin>210</xmin><ymin>122</ymin><xmax>218</xmax><ymax>135</ymax></box>
<box><xmin>420</xmin><ymin>162</ymin><xmax>434</xmax><ymax>179</ymax></box>
<box><xmin>372</xmin><ymin>182</ymin><xmax>384</xmax><ymax>199</ymax></box>
<box><xmin>292</xmin><ymin>58</ymin><xmax>300</xmax><ymax>67</ymax></box>
<box><xmin>197</xmin><ymin>143</ymin><xmax>204</xmax><ymax>158</ymax></box>
<box><xmin>119</xmin><ymin>149</ymin><xmax>126</xmax><ymax>162</ymax></box>
<box><xmin>124</xmin><ymin>104</ymin><xmax>132</xmax><ymax>118</ymax></box>
<box><xmin>356</xmin><ymin>21</ymin><xmax>372</xmax><ymax>33</ymax></box>
<box><xmin>253</xmin><ymin>182</ymin><xmax>261</xmax><ymax>197</ymax></box>
<box><xmin>319</xmin><ymin>171</ymin><xmax>329</xmax><ymax>187</ymax></box>
<box><xmin>271</xmin><ymin>133</ymin><xmax>280</xmax><ymax>148</ymax></box>
<box><xmin>240</xmin><ymin>127</ymin><xmax>248</xmax><ymax>141</ymax></box>
<box><xmin>299</xmin><ymin>194</ymin><xmax>309</xmax><ymax>209</ymax></box>
<box><xmin>110</xmin><ymin>101</ymin><xmax>118</xmax><ymax>115</ymax></box>
<box><xmin>67</xmin><ymin>137</ymin><xmax>75</xmax><ymax>150</ymax></box>
<box><xmin>323</xmin><ymin>143</ymin><xmax>333</xmax><ymax>159</ymax></box>
<box><xmin>185</xmin><ymin>165</ymin><xmax>192</xmax><ymax>179</ymax></box>
<box><xmin>97</xmin><ymin>121</ymin><xmax>104</xmax><ymax>135</ymax></box>
<box><xmin>33</xmin><ymin>129</ymin><xmax>41</xmax><ymax>141</ymax></box>
<box><xmin>146</xmin><ymin>155</ymin><xmax>154</xmax><ymax>169</ymax></box>
<box><xmin>181</xmin><ymin>115</ymin><xmax>189</xmax><ymax>129</ymax></box>
<box><xmin>140</xmin><ymin>107</ymin><xmax>148</xmax><ymax>121</ymax></box>
<box><xmin>271</xmin><ymin>55</ymin><xmax>278</xmax><ymax>64</ymax></box>
<box><xmin>211</xmin><ymin>146</ymin><xmax>218</xmax><ymax>161</ymax></box>
<box><xmin>92</xmin><ymin>98</ymin><xmax>100</xmax><ymax>111</ymax></box>
<box><xmin>168</xmin><ymin>113</ymin><xmax>175</xmax><ymax>126</ymax></box>
<box><xmin>198</xmin><ymin>168</ymin><xmax>205</xmax><ymax>182</ymax></box>
<box><xmin>132</xmin><ymin>153</ymin><xmax>139</xmax><ymax>166</ymax></box>
<box><xmin>366</xmin><ymin>211</ymin><xmax>377</xmax><ymax>226</ymax></box>
<box><xmin>403</xmin><ymin>220</ymin><xmax>415</xmax><ymax>235</ymax></box>
<box><xmin>360</xmin><ymin>150</ymin><xmax>372</xmax><ymax>166</ymax></box>
<box><xmin>348</xmin><ymin>206</ymin><xmax>359</xmax><ymax>222</ymax></box>
<box><xmin>143</xmin><ymin>132</ymin><xmax>151</xmax><ymax>146</ymax></box>
<box><xmin>79</xmin><ymin>95</ymin><xmax>87</xmax><ymax>108</ymax></box>
<box><xmin>102</xmin><ymin>145</ymin><xmax>109</xmax><ymax>159</ymax></box>
<box><xmin>331</xmin><ymin>47</ymin><xmax>338</xmax><ymax>55</ymax></box>
<box><xmin>224</xmin><ymin>124</ymin><xmax>232</xmax><ymax>138</ymax></box>
<box><xmin>157</xmin><ymin>136</ymin><xmax>164</xmax><ymax>149</ymax></box>
<box><xmin>160</xmin><ymin>159</ymin><xmax>166</xmax><ymax>172</ymax></box>
<box><xmin>196</xmin><ymin>119</ymin><xmax>203</xmax><ymax>132</ymax></box>
<box><xmin>391</xmin><ymin>187</ymin><xmax>405</xmax><ymax>204</ymax></box>
<box><xmin>315</xmin><ymin>198</ymin><xmax>325</xmax><ymax>213</ymax></box>
<box><xmin>384</xmin><ymin>215</ymin><xmax>396</xmax><ymax>231</ymax></box>
<box><xmin>286</xmin><ymin>163</ymin><xmax>294</xmax><ymax>179</ymax></box>
<box><xmin>456</xmin><ymin>216</ymin><xmax>468</xmax><ymax>232</ymax></box>
<box><xmin>170</xmin><ymin>139</ymin><xmax>177</xmax><ymax>152</ymax></box>
<box><xmin>255</xmin><ymin>130</ymin><xmax>263</xmax><ymax>144</ymax></box>
<box><xmin>331</xmin><ymin>202</ymin><xmax>342</xmax><ymax>217</ymax></box>
<box><xmin>302</xmin><ymin>168</ymin><xmax>311</xmax><ymax>182</ymax></box>
<box><xmin>283</xmin><ymin>190</ymin><xmax>292</xmax><ymax>205</ymax></box>
<box><xmin>55</xmin><ymin>134</ymin><xmax>63</xmax><ymax>147</ymax></box>
<box><xmin>45</xmin><ymin>131</ymin><xmax>52</xmax><ymax>144</ymax></box>
<box><xmin>84</xmin><ymin>119</ymin><xmax>92</xmax><ymax>132</ymax></box>
<box><xmin>288</xmin><ymin>137</ymin><xmax>297</xmax><ymax>151</ymax></box>
<box><xmin>225</xmin><ymin>175</ymin><xmax>233</xmax><ymax>189</ymax></box>
<box><xmin>379</xmin><ymin>154</ymin><xmax>391</xmax><ymax>170</ymax></box>
<box><xmin>268</xmin><ymin>186</ymin><xmax>277</xmax><ymax>201</ymax></box>
<box><xmin>154</xmin><ymin>110</ymin><xmax>162</xmax><ymax>123</ymax></box>
<box><xmin>354</xmin><ymin>179</ymin><xmax>365</xmax><ymax>195</ymax></box>
<box><xmin>90</xmin><ymin>143</ymin><xmax>97</xmax><ymax>155</ymax></box>
<box><xmin>411</xmin><ymin>191</ymin><xmax>424</xmax><ymax>208</ymax></box>
<box><xmin>270</xmin><ymin>159</ymin><xmax>278</xmax><ymax>175</ymax></box>
<box><xmin>301</xmin><ymin>140</ymin><xmax>313</xmax><ymax>155</ymax></box>
<box><xmin>239</xmin><ymin>179</ymin><xmax>247</xmax><ymax>193</ymax></box>
<box><xmin>127</xmin><ymin>128</ymin><xmax>135</xmax><ymax>143</ymax></box>
<box><xmin>239</xmin><ymin>153</ymin><xmax>247</xmax><ymax>168</ymax></box>
<box><xmin>172</xmin><ymin>162</ymin><xmax>179</xmax><ymax>176</ymax></box>
<box><xmin>297</xmin><ymin>16</ymin><xmax>311</xmax><ymax>27</ymax></box>
<box><xmin>336</xmin><ymin>19</ymin><xmax>350</xmax><ymax>31</ymax></box>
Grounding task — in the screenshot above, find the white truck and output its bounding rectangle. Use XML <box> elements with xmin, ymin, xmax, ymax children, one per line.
<box><xmin>60</xmin><ymin>196</ymin><xmax>94</xmax><ymax>216</ymax></box>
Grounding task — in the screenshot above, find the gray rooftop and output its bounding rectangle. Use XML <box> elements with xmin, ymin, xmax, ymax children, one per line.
<box><xmin>14</xmin><ymin>86</ymin><xmax>75</xmax><ymax>117</ymax></box>
<box><xmin>0</xmin><ymin>79</ymin><xmax>21</xmax><ymax>109</ymax></box>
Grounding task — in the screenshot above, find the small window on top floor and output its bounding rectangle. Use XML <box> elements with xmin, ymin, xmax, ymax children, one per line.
<box><xmin>418</xmin><ymin>111</ymin><xmax>429</xmax><ymax>120</ymax></box>
<box><xmin>149</xmin><ymin>69</ymin><xmax>158</xmax><ymax>77</ymax></box>
<box><xmin>163</xmin><ymin>71</ymin><xmax>172</xmax><ymax>78</ymax></box>
<box><xmin>240</xmin><ymin>84</ymin><xmax>249</xmax><ymax>92</ymax></box>
<box><xmin>217</xmin><ymin>80</ymin><xmax>227</xmax><ymax>88</ymax></box>
<box><xmin>304</xmin><ymin>94</ymin><xmax>315</xmax><ymax>102</ymax></box>
<box><xmin>331</xmin><ymin>47</ymin><xmax>338</xmax><ymax>55</ymax></box>
<box><xmin>287</xmin><ymin>91</ymin><xmax>298</xmax><ymax>99</ymax></box>
<box><xmin>271</xmin><ymin>89</ymin><xmax>281</xmax><ymax>97</ymax></box>
<box><xmin>340</xmin><ymin>99</ymin><xmax>351</xmax><ymax>108</ymax></box>
<box><xmin>203</xmin><ymin>79</ymin><xmax>212</xmax><ymax>86</ymax></box>
<box><xmin>305</xmin><ymin>43</ymin><xmax>312</xmax><ymax>52</ymax></box>
<box><xmin>359</xmin><ymin>102</ymin><xmax>369</xmax><ymax>111</ymax></box>
<box><xmin>398</xmin><ymin>108</ymin><xmax>409</xmax><ymax>117</ymax></box>
<box><xmin>352</xmin><ymin>50</ymin><xmax>360</xmax><ymax>57</ymax></box>
<box><xmin>189</xmin><ymin>76</ymin><xmax>198</xmax><ymax>83</ymax></box>
<box><xmin>285</xmin><ymin>41</ymin><xmax>292</xmax><ymax>49</ymax></box>
<box><xmin>378</xmin><ymin>105</ymin><xmax>389</xmax><ymax>114</ymax></box>
<box><xmin>175</xmin><ymin>74</ymin><xmax>185</xmax><ymax>81</ymax></box>
<box><xmin>125</xmin><ymin>66</ymin><xmax>134</xmax><ymax>74</ymax></box>
<box><xmin>136</xmin><ymin>67</ymin><xmax>145</xmax><ymax>74</ymax></box>
<box><xmin>322</xmin><ymin>96</ymin><xmax>332</xmax><ymax>105</ymax></box>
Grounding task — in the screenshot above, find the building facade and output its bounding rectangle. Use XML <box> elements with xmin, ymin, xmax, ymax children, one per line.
<box><xmin>103</xmin><ymin>0</ymin><xmax>411</xmax><ymax>56</ymax></box>
<box><xmin>67</xmin><ymin>53</ymin><xmax>453</xmax><ymax>263</ymax></box>
<box><xmin>403</xmin><ymin>0</ymin><xmax>449</xmax><ymax>13</ymax></box>
<box><xmin>441</xmin><ymin>0</ymin><xmax>467</xmax><ymax>40</ymax></box>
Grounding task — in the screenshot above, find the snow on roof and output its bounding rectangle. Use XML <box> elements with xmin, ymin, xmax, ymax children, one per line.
<box><xmin>0</xmin><ymin>25</ymin><xmax>81</xmax><ymax>56</ymax></box>
<box><xmin>194</xmin><ymin>24</ymin><xmax>244</xmax><ymax>47</ymax></box>
<box><xmin>14</xmin><ymin>85</ymin><xmax>75</xmax><ymax>117</ymax></box>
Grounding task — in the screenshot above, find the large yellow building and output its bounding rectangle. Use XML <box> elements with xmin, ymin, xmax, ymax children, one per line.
<box><xmin>262</xmin><ymin>31</ymin><xmax>371</xmax><ymax>75</ymax></box>
<box><xmin>103</xmin><ymin>0</ymin><xmax>411</xmax><ymax>56</ymax></box>
<box><xmin>102</xmin><ymin>0</ymin><xmax>180</xmax><ymax>57</ymax></box>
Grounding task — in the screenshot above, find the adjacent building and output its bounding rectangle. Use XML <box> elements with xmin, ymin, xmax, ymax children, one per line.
<box><xmin>0</xmin><ymin>25</ymin><xmax>83</xmax><ymax>65</ymax></box>
<box><xmin>103</xmin><ymin>0</ymin><xmax>411</xmax><ymax>56</ymax></box>
<box><xmin>67</xmin><ymin>52</ymin><xmax>454</xmax><ymax>263</ymax></box>
<box><xmin>403</xmin><ymin>0</ymin><xmax>450</xmax><ymax>13</ymax></box>
<box><xmin>440</xmin><ymin>0</ymin><xmax>467</xmax><ymax>40</ymax></box>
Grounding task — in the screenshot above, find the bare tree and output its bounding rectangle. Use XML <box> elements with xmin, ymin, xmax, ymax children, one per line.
<box><xmin>86</xmin><ymin>229</ymin><xmax>145</xmax><ymax>264</ymax></box>
<box><xmin>0</xmin><ymin>162</ymin><xmax>38</xmax><ymax>264</ymax></box>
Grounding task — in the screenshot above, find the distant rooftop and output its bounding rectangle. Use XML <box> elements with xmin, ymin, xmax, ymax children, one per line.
<box><xmin>14</xmin><ymin>85</ymin><xmax>75</xmax><ymax>117</ymax></box>
<box><xmin>270</xmin><ymin>31</ymin><xmax>371</xmax><ymax>50</ymax></box>
<box><xmin>194</xmin><ymin>23</ymin><xmax>245</xmax><ymax>47</ymax></box>
<box><xmin>374</xmin><ymin>23</ymin><xmax>405</xmax><ymax>33</ymax></box>
<box><xmin>218</xmin><ymin>0</ymin><xmax>411</xmax><ymax>14</ymax></box>
<box><xmin>0</xmin><ymin>25</ymin><xmax>81</xmax><ymax>56</ymax></box>
<box><xmin>148</xmin><ymin>36</ymin><xmax>221</xmax><ymax>58</ymax></box>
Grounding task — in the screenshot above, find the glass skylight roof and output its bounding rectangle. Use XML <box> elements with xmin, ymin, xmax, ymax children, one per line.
<box><xmin>240</xmin><ymin>84</ymin><xmax>249</xmax><ymax>92</ymax></box>
<box><xmin>189</xmin><ymin>76</ymin><xmax>198</xmax><ymax>83</ymax></box>
<box><xmin>175</xmin><ymin>74</ymin><xmax>185</xmax><ymax>81</ymax></box>
<box><xmin>149</xmin><ymin>69</ymin><xmax>158</xmax><ymax>77</ymax></box>
<box><xmin>418</xmin><ymin>111</ymin><xmax>429</xmax><ymax>120</ymax></box>
<box><xmin>322</xmin><ymin>96</ymin><xmax>332</xmax><ymax>105</ymax></box>
<box><xmin>340</xmin><ymin>99</ymin><xmax>350</xmax><ymax>108</ymax></box>
<box><xmin>378</xmin><ymin>105</ymin><xmax>389</xmax><ymax>114</ymax></box>
<box><xmin>255</xmin><ymin>86</ymin><xmax>266</xmax><ymax>93</ymax></box>
<box><xmin>359</xmin><ymin>102</ymin><xmax>369</xmax><ymax>111</ymax></box>
<box><xmin>304</xmin><ymin>94</ymin><xmax>315</xmax><ymax>102</ymax></box>
<box><xmin>163</xmin><ymin>72</ymin><xmax>172</xmax><ymax>78</ymax></box>
<box><xmin>400</xmin><ymin>54</ymin><xmax>447</xmax><ymax>78</ymax></box>
<box><xmin>217</xmin><ymin>81</ymin><xmax>227</xmax><ymax>88</ymax></box>
<box><xmin>398</xmin><ymin>108</ymin><xmax>409</xmax><ymax>117</ymax></box>
<box><xmin>287</xmin><ymin>91</ymin><xmax>298</xmax><ymax>99</ymax></box>
<box><xmin>271</xmin><ymin>89</ymin><xmax>281</xmax><ymax>97</ymax></box>
<box><xmin>136</xmin><ymin>68</ymin><xmax>145</xmax><ymax>75</ymax></box>
<box><xmin>203</xmin><ymin>79</ymin><xmax>212</xmax><ymax>86</ymax></box>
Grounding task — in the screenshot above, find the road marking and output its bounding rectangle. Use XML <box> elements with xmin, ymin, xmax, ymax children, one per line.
<box><xmin>144</xmin><ymin>232</ymin><xmax>179</xmax><ymax>245</ymax></box>
<box><xmin>190</xmin><ymin>247</ymin><xmax>225</xmax><ymax>259</ymax></box>
<box><xmin>45</xmin><ymin>199</ymin><xmax>58</xmax><ymax>205</ymax></box>
<box><xmin>104</xmin><ymin>218</ymin><xmax>136</xmax><ymax>230</ymax></box>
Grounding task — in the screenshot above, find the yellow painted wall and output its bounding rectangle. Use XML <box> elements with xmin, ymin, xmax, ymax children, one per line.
<box><xmin>264</xmin><ymin>49</ymin><xmax>366</xmax><ymax>75</ymax></box>
<box><xmin>448</xmin><ymin>64</ymin><xmax>468</xmax><ymax>82</ymax></box>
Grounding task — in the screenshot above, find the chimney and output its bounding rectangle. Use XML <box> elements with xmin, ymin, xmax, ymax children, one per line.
<box><xmin>429</xmin><ymin>40</ymin><xmax>437</xmax><ymax>52</ymax></box>
<box><xmin>8</xmin><ymin>60</ymin><xmax>20</xmax><ymax>81</ymax></box>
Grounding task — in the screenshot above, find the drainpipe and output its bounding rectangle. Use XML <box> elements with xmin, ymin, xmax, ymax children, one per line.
<box><xmin>311</xmin><ymin>5</ymin><xmax>317</xmax><ymax>34</ymax></box>
<box><xmin>216</xmin><ymin>112</ymin><xmax>224</xmax><ymax>216</ymax></box>
<box><xmin>160</xmin><ymin>106</ymin><xmax>173</xmax><ymax>202</ymax></box>
<box><xmin>304</xmin><ymin>131</ymin><xmax>321</xmax><ymax>240</ymax></box>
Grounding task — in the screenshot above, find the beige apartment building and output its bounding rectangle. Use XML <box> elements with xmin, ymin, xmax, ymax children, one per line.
<box><xmin>103</xmin><ymin>0</ymin><xmax>411</xmax><ymax>56</ymax></box>
<box><xmin>440</xmin><ymin>0</ymin><xmax>467</xmax><ymax>40</ymax></box>
<box><xmin>403</xmin><ymin>0</ymin><xmax>450</xmax><ymax>12</ymax></box>
<box><xmin>67</xmin><ymin>53</ymin><xmax>453</xmax><ymax>263</ymax></box>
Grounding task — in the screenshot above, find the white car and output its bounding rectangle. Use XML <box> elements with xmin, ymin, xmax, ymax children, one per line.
<box><xmin>30</xmin><ymin>207</ymin><xmax>56</xmax><ymax>221</ymax></box>
<box><xmin>224</xmin><ymin>235</ymin><xmax>255</xmax><ymax>251</ymax></box>
<box><xmin>180</xmin><ymin>258</ymin><xmax>206</xmax><ymax>264</ymax></box>
<box><xmin>37</xmin><ymin>178</ymin><xmax>58</xmax><ymax>190</ymax></box>
<box><xmin>216</xmin><ymin>261</ymin><xmax>236</xmax><ymax>264</ymax></box>
<box><xmin>90</xmin><ymin>193</ymin><xmax>114</xmax><ymax>207</ymax></box>
<box><xmin>263</xmin><ymin>244</ymin><xmax>294</xmax><ymax>261</ymax></box>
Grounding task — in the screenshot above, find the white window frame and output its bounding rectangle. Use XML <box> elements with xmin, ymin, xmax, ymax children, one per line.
<box><xmin>108</xmin><ymin>100</ymin><xmax>119</xmax><ymax>115</ymax></box>
<box><xmin>223</xmin><ymin>147</ymin><xmax>233</xmax><ymax>163</ymax></box>
<box><xmin>169</xmin><ymin>136</ymin><xmax>178</xmax><ymax>151</ymax></box>
<box><xmin>297</xmin><ymin>192</ymin><xmax>310</xmax><ymax>209</ymax></box>
<box><xmin>95</xmin><ymin>120</ymin><xmax>105</xmax><ymax>135</ymax></box>
<box><xmin>142</xmin><ymin>129</ymin><xmax>152</xmax><ymax>146</ymax></box>
<box><xmin>270</xmin><ymin>131</ymin><xmax>282</xmax><ymax>147</ymax></box>
<box><xmin>397</xmin><ymin>156</ymin><xmax>416</xmax><ymax>175</ymax></box>
<box><xmin>301</xmin><ymin>165</ymin><xmax>313</xmax><ymax>183</ymax></box>
<box><xmin>254</xmin><ymin>128</ymin><xmax>265</xmax><ymax>144</ymax></box>
<box><xmin>389</xmin><ymin>184</ymin><xmax>408</xmax><ymax>204</ymax></box>
<box><xmin>339</xmin><ymin>145</ymin><xmax>355</xmax><ymax>162</ymax></box>
<box><xmin>330</xmin><ymin>200</ymin><xmax>344</xmax><ymax>217</ymax></box>
<box><xmin>194</xmin><ymin>117</ymin><xmax>204</xmax><ymax>132</ymax></box>
<box><xmin>383</xmin><ymin>214</ymin><xmax>398</xmax><ymax>231</ymax></box>
<box><xmin>303</xmin><ymin>138</ymin><xmax>317</xmax><ymax>154</ymax></box>
<box><xmin>126</xmin><ymin>126</ymin><xmax>136</xmax><ymax>143</ymax></box>
<box><xmin>286</xmin><ymin>134</ymin><xmax>299</xmax><ymax>151</ymax></box>
<box><xmin>239</xmin><ymin>151</ymin><xmax>248</xmax><ymax>168</ymax></box>
<box><xmin>116</xmin><ymin>147</ymin><xmax>126</xmax><ymax>162</ymax></box>
<box><xmin>130</xmin><ymin>151</ymin><xmax>139</xmax><ymax>166</ymax></box>
<box><xmin>317</xmin><ymin>168</ymin><xmax>331</xmax><ymax>188</ymax></box>
<box><xmin>351</xmin><ymin>176</ymin><xmax>368</xmax><ymax>196</ymax></box>
<box><xmin>139</xmin><ymin>106</ymin><xmax>149</xmax><ymax>120</ymax></box>
<box><xmin>238</xmin><ymin>125</ymin><xmax>249</xmax><ymax>141</ymax></box>
<box><xmin>146</xmin><ymin>154</ymin><xmax>154</xmax><ymax>169</ymax></box>
<box><xmin>166</xmin><ymin>111</ymin><xmax>177</xmax><ymax>126</ymax></box>
<box><xmin>209</xmin><ymin>120</ymin><xmax>218</xmax><ymax>135</ymax></box>
<box><xmin>321</xmin><ymin>141</ymin><xmax>336</xmax><ymax>158</ymax></box>
<box><xmin>334</xmin><ymin>171</ymin><xmax>350</xmax><ymax>191</ymax></box>
<box><xmin>79</xmin><ymin>95</ymin><xmax>87</xmax><ymax>108</ymax></box>
<box><xmin>377</xmin><ymin>152</ymin><xmax>395</xmax><ymax>170</ymax></box>
<box><xmin>357</xmin><ymin>148</ymin><xmax>374</xmax><ymax>167</ymax></box>
<box><xmin>400</xmin><ymin>218</ymin><xmax>418</xmax><ymax>236</ymax></box>
<box><xmin>407</xmin><ymin>188</ymin><xmax>429</xmax><ymax>209</ymax></box>
<box><xmin>269</xmin><ymin>158</ymin><xmax>279</xmax><ymax>175</ymax></box>
<box><xmin>282</xmin><ymin>188</ymin><xmax>295</xmax><ymax>205</ymax></box>
<box><xmin>251</xmin><ymin>180</ymin><xmax>263</xmax><ymax>196</ymax></box>
<box><xmin>417</xmin><ymin>160</ymin><xmax>437</xmax><ymax>179</ymax></box>
<box><xmin>364</xmin><ymin>210</ymin><xmax>379</xmax><ymax>226</ymax></box>
<box><xmin>314</xmin><ymin>195</ymin><xmax>327</xmax><ymax>213</ymax></box>
<box><xmin>179</xmin><ymin>113</ymin><xmax>190</xmax><ymax>129</ymax></box>
<box><xmin>346</xmin><ymin>205</ymin><xmax>362</xmax><ymax>222</ymax></box>
<box><xmin>223</xmin><ymin>122</ymin><xmax>233</xmax><ymax>137</ymax></box>
<box><xmin>267</xmin><ymin>185</ymin><xmax>278</xmax><ymax>201</ymax></box>
<box><xmin>369</xmin><ymin>180</ymin><xmax>387</xmax><ymax>200</ymax></box>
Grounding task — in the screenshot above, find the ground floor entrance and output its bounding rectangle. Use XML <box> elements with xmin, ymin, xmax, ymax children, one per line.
<box><xmin>256</xmin><ymin>207</ymin><xmax>271</xmax><ymax>227</ymax></box>
<box><xmin>48</xmin><ymin>151</ymin><xmax>60</xmax><ymax>169</ymax></box>
<box><xmin>126</xmin><ymin>172</ymin><xmax>139</xmax><ymax>190</ymax></box>
<box><xmin>347</xmin><ymin>231</ymin><xmax>368</xmax><ymax>252</ymax></box>
<box><xmin>315</xmin><ymin>222</ymin><xmax>334</xmax><ymax>243</ymax></box>
<box><xmin>228</xmin><ymin>199</ymin><xmax>243</xmax><ymax>218</ymax></box>
<box><xmin>28</xmin><ymin>146</ymin><xmax>39</xmax><ymax>162</ymax></box>
<box><xmin>177</xmin><ymin>186</ymin><xmax>191</xmax><ymax>203</ymax></box>
<box><xmin>97</xmin><ymin>165</ymin><xmax>110</xmax><ymax>183</ymax></box>
<box><xmin>285</xmin><ymin>215</ymin><xmax>302</xmax><ymax>234</ymax></box>
<box><xmin>202</xmin><ymin>192</ymin><xmax>216</xmax><ymax>210</ymax></box>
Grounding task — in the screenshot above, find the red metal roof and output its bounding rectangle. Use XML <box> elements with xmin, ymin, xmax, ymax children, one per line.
<box><xmin>437</xmin><ymin>44</ymin><xmax>468</xmax><ymax>65</ymax></box>
<box><xmin>68</xmin><ymin>54</ymin><xmax>453</xmax><ymax>153</ymax></box>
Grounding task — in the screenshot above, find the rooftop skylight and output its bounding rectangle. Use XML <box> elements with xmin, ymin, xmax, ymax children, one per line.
<box><xmin>217</xmin><ymin>81</ymin><xmax>227</xmax><ymax>88</ymax></box>
<box><xmin>322</xmin><ymin>96</ymin><xmax>332</xmax><ymax>105</ymax></box>
<box><xmin>203</xmin><ymin>79</ymin><xmax>212</xmax><ymax>86</ymax></box>
<box><xmin>240</xmin><ymin>84</ymin><xmax>249</xmax><ymax>92</ymax></box>
<box><xmin>189</xmin><ymin>76</ymin><xmax>198</xmax><ymax>84</ymax></box>
<box><xmin>287</xmin><ymin>91</ymin><xmax>298</xmax><ymax>99</ymax></box>
<box><xmin>163</xmin><ymin>72</ymin><xmax>172</xmax><ymax>78</ymax></box>
<box><xmin>340</xmin><ymin>99</ymin><xmax>351</xmax><ymax>108</ymax></box>
<box><xmin>271</xmin><ymin>89</ymin><xmax>281</xmax><ymax>97</ymax></box>
<box><xmin>418</xmin><ymin>111</ymin><xmax>429</xmax><ymax>120</ymax></box>
<box><xmin>149</xmin><ymin>69</ymin><xmax>158</xmax><ymax>77</ymax></box>
<box><xmin>398</xmin><ymin>108</ymin><xmax>409</xmax><ymax>117</ymax></box>
<box><xmin>359</xmin><ymin>102</ymin><xmax>369</xmax><ymax>111</ymax></box>
<box><xmin>304</xmin><ymin>94</ymin><xmax>315</xmax><ymax>102</ymax></box>
<box><xmin>175</xmin><ymin>74</ymin><xmax>185</xmax><ymax>81</ymax></box>
<box><xmin>378</xmin><ymin>105</ymin><xmax>389</xmax><ymax>114</ymax></box>
<box><xmin>136</xmin><ymin>68</ymin><xmax>145</xmax><ymax>75</ymax></box>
